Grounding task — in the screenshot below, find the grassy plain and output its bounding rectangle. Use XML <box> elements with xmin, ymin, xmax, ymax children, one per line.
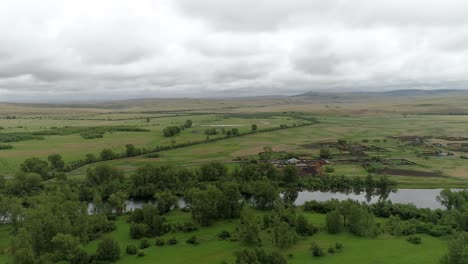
<box><xmin>1</xmin><ymin>96</ymin><xmax>468</xmax><ymax>187</ymax></box>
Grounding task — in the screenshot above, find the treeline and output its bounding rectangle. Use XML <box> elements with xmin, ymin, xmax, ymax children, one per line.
<box><xmin>302</xmin><ymin>174</ymin><xmax>397</xmax><ymax>198</ymax></box>
<box><xmin>0</xmin><ymin>125</ymin><xmax>149</xmax><ymax>142</ymax></box>
<box><xmin>162</xmin><ymin>120</ymin><xmax>192</xmax><ymax>137</ymax></box>
<box><xmin>304</xmin><ymin>196</ymin><xmax>462</xmax><ymax>238</ymax></box>
<box><xmin>62</xmin><ymin>121</ymin><xmax>315</xmax><ymax>172</ymax></box>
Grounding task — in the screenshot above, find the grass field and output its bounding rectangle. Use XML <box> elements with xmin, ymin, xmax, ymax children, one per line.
<box><xmin>76</xmin><ymin>210</ymin><xmax>448</xmax><ymax>264</ymax></box>
<box><xmin>2</xmin><ymin>99</ymin><xmax>468</xmax><ymax>187</ymax></box>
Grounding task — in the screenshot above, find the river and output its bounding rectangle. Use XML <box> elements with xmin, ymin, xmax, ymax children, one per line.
<box><xmin>99</xmin><ymin>188</ymin><xmax>454</xmax><ymax>213</ymax></box>
<box><xmin>292</xmin><ymin>188</ymin><xmax>455</xmax><ymax>209</ymax></box>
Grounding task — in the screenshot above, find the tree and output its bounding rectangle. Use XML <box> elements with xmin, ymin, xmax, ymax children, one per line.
<box><xmin>85</xmin><ymin>153</ymin><xmax>97</xmax><ymax>163</ymax></box>
<box><xmin>205</xmin><ymin>128</ymin><xmax>218</xmax><ymax>135</ymax></box>
<box><xmin>108</xmin><ymin>191</ymin><xmax>128</xmax><ymax>215</ymax></box>
<box><xmin>261</xmin><ymin>146</ymin><xmax>273</xmax><ymax>160</ymax></box>
<box><xmin>100</xmin><ymin>148</ymin><xmax>116</xmax><ymax>161</ymax></box>
<box><xmin>154</xmin><ymin>191</ymin><xmax>178</xmax><ymax>215</ymax></box>
<box><xmin>187</xmin><ymin>186</ymin><xmax>222</xmax><ymax>226</ymax></box>
<box><xmin>20</xmin><ymin>157</ymin><xmax>49</xmax><ymax>178</ymax></box>
<box><xmin>437</xmin><ymin>189</ymin><xmax>468</xmax><ymax>210</ymax></box>
<box><xmin>347</xmin><ymin>206</ymin><xmax>378</xmax><ymax>237</ymax></box>
<box><xmin>198</xmin><ymin>161</ymin><xmax>228</xmax><ymax>181</ymax></box>
<box><xmin>239</xmin><ymin>208</ymin><xmax>261</xmax><ymax>246</ymax></box>
<box><xmin>326</xmin><ymin>210</ymin><xmax>343</xmax><ymax>234</ymax></box>
<box><xmin>283</xmin><ymin>165</ymin><xmax>299</xmax><ymax>184</ymax></box>
<box><xmin>48</xmin><ymin>154</ymin><xmax>65</xmax><ymax>171</ymax></box>
<box><xmin>235</xmin><ymin>249</ymin><xmax>287</xmax><ymax>264</ymax></box>
<box><xmin>163</xmin><ymin>126</ymin><xmax>181</xmax><ymax>137</ymax></box>
<box><xmin>184</xmin><ymin>120</ymin><xmax>193</xmax><ymax>128</ymax></box>
<box><xmin>86</xmin><ymin>165</ymin><xmax>124</xmax><ymax>185</ymax></box>
<box><xmin>7</xmin><ymin>173</ymin><xmax>43</xmax><ymax>196</ymax></box>
<box><xmin>319</xmin><ymin>148</ymin><xmax>331</xmax><ymax>159</ymax></box>
<box><xmin>217</xmin><ymin>182</ymin><xmax>242</xmax><ymax>219</ymax></box>
<box><xmin>96</xmin><ymin>236</ymin><xmax>120</xmax><ymax>262</ymax></box>
<box><xmin>441</xmin><ymin>233</ymin><xmax>468</xmax><ymax>264</ymax></box>
<box><xmin>272</xmin><ymin>221</ymin><xmax>298</xmax><ymax>249</ymax></box>
<box><xmin>296</xmin><ymin>215</ymin><xmax>317</xmax><ymax>236</ymax></box>
<box><xmin>231</xmin><ymin>128</ymin><xmax>240</xmax><ymax>136</ymax></box>
<box><xmin>251</xmin><ymin>124</ymin><xmax>257</xmax><ymax>132</ymax></box>
<box><xmin>130</xmin><ymin>223</ymin><xmax>148</xmax><ymax>239</ymax></box>
<box><xmin>51</xmin><ymin>233</ymin><xmax>88</xmax><ymax>263</ymax></box>
<box><xmin>125</xmin><ymin>144</ymin><xmax>139</xmax><ymax>157</ymax></box>
<box><xmin>251</xmin><ymin>180</ymin><xmax>277</xmax><ymax>210</ymax></box>
<box><xmin>12</xmin><ymin>229</ymin><xmax>35</xmax><ymax>264</ymax></box>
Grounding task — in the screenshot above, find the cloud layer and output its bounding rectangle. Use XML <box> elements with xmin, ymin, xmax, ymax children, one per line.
<box><xmin>1</xmin><ymin>0</ymin><xmax>468</xmax><ymax>101</ymax></box>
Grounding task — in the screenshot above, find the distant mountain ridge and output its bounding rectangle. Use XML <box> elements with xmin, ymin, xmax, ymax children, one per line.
<box><xmin>295</xmin><ymin>89</ymin><xmax>468</xmax><ymax>102</ymax></box>
<box><xmin>298</xmin><ymin>89</ymin><xmax>464</xmax><ymax>96</ymax></box>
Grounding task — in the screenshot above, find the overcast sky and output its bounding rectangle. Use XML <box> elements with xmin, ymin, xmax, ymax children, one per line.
<box><xmin>1</xmin><ymin>0</ymin><xmax>468</xmax><ymax>102</ymax></box>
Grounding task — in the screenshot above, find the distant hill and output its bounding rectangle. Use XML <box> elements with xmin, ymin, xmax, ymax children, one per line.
<box><xmin>295</xmin><ymin>89</ymin><xmax>468</xmax><ymax>102</ymax></box>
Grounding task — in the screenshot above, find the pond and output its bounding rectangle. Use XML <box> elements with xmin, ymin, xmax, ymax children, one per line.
<box><xmin>292</xmin><ymin>189</ymin><xmax>457</xmax><ymax>209</ymax></box>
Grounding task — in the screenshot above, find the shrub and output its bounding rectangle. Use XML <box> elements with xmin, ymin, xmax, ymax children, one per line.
<box><xmin>328</xmin><ymin>247</ymin><xmax>336</xmax><ymax>254</ymax></box>
<box><xmin>145</xmin><ymin>153</ymin><xmax>160</xmax><ymax>158</ymax></box>
<box><xmin>319</xmin><ymin>149</ymin><xmax>331</xmax><ymax>159</ymax></box>
<box><xmin>324</xmin><ymin>166</ymin><xmax>335</xmax><ymax>173</ymax></box>
<box><xmin>0</xmin><ymin>144</ymin><xmax>13</xmax><ymax>150</ymax></box>
<box><xmin>185</xmin><ymin>235</ymin><xmax>199</xmax><ymax>245</ymax></box>
<box><xmin>407</xmin><ymin>236</ymin><xmax>422</xmax><ymax>244</ymax></box>
<box><xmin>155</xmin><ymin>239</ymin><xmax>165</xmax><ymax>246</ymax></box>
<box><xmin>218</xmin><ymin>230</ymin><xmax>231</xmax><ymax>240</ymax></box>
<box><xmin>181</xmin><ymin>222</ymin><xmax>198</xmax><ymax>232</ymax></box>
<box><xmin>335</xmin><ymin>242</ymin><xmax>343</xmax><ymax>251</ymax></box>
<box><xmin>167</xmin><ymin>237</ymin><xmax>178</xmax><ymax>245</ymax></box>
<box><xmin>140</xmin><ymin>238</ymin><xmax>150</xmax><ymax>249</ymax></box>
<box><xmin>95</xmin><ymin>236</ymin><xmax>120</xmax><ymax>262</ymax></box>
<box><xmin>311</xmin><ymin>243</ymin><xmax>324</xmax><ymax>257</ymax></box>
<box><xmin>126</xmin><ymin>244</ymin><xmax>137</xmax><ymax>255</ymax></box>
<box><xmin>137</xmin><ymin>251</ymin><xmax>145</xmax><ymax>258</ymax></box>
<box><xmin>130</xmin><ymin>223</ymin><xmax>148</xmax><ymax>239</ymax></box>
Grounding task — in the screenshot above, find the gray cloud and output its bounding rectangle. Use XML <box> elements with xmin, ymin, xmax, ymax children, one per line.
<box><xmin>0</xmin><ymin>0</ymin><xmax>468</xmax><ymax>102</ymax></box>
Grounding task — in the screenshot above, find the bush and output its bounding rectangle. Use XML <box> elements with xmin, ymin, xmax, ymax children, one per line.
<box><xmin>145</xmin><ymin>153</ymin><xmax>160</xmax><ymax>158</ymax></box>
<box><xmin>185</xmin><ymin>235</ymin><xmax>199</xmax><ymax>245</ymax></box>
<box><xmin>335</xmin><ymin>242</ymin><xmax>343</xmax><ymax>251</ymax></box>
<box><xmin>180</xmin><ymin>222</ymin><xmax>198</xmax><ymax>232</ymax></box>
<box><xmin>137</xmin><ymin>251</ymin><xmax>145</xmax><ymax>258</ymax></box>
<box><xmin>311</xmin><ymin>243</ymin><xmax>324</xmax><ymax>257</ymax></box>
<box><xmin>140</xmin><ymin>238</ymin><xmax>150</xmax><ymax>249</ymax></box>
<box><xmin>324</xmin><ymin>166</ymin><xmax>335</xmax><ymax>173</ymax></box>
<box><xmin>319</xmin><ymin>149</ymin><xmax>331</xmax><ymax>159</ymax></box>
<box><xmin>407</xmin><ymin>236</ymin><xmax>422</xmax><ymax>244</ymax></box>
<box><xmin>130</xmin><ymin>223</ymin><xmax>148</xmax><ymax>239</ymax></box>
<box><xmin>167</xmin><ymin>237</ymin><xmax>178</xmax><ymax>245</ymax></box>
<box><xmin>126</xmin><ymin>244</ymin><xmax>138</xmax><ymax>255</ymax></box>
<box><xmin>155</xmin><ymin>239</ymin><xmax>165</xmax><ymax>246</ymax></box>
<box><xmin>328</xmin><ymin>247</ymin><xmax>336</xmax><ymax>254</ymax></box>
<box><xmin>218</xmin><ymin>230</ymin><xmax>231</xmax><ymax>240</ymax></box>
<box><xmin>95</xmin><ymin>236</ymin><xmax>120</xmax><ymax>262</ymax></box>
<box><xmin>0</xmin><ymin>144</ymin><xmax>13</xmax><ymax>150</ymax></box>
